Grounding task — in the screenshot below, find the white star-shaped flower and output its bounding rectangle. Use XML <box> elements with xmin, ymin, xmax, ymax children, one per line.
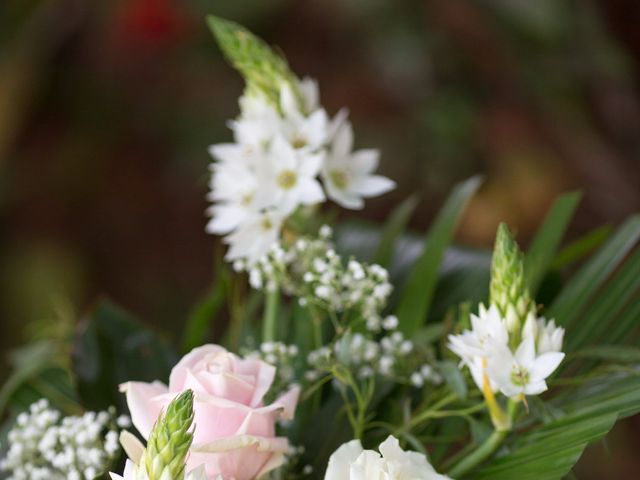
<box><xmin>223</xmin><ymin>210</ymin><xmax>285</xmax><ymax>264</ymax></box>
<box><xmin>321</xmin><ymin>120</ymin><xmax>395</xmax><ymax>209</ymax></box>
<box><xmin>279</xmin><ymin>82</ymin><xmax>329</xmax><ymax>152</ymax></box>
<box><xmin>255</xmin><ymin>135</ymin><xmax>325</xmax><ymax>214</ymax></box>
<box><xmin>487</xmin><ymin>337</ymin><xmax>564</xmax><ymax>398</ymax></box>
<box><xmin>205</xmin><ymin>144</ymin><xmax>261</xmax><ymax>234</ymax></box>
<box><xmin>522</xmin><ymin>313</ymin><xmax>565</xmax><ymax>354</ymax></box>
<box><xmin>448</xmin><ymin>304</ymin><xmax>509</xmax><ymax>365</ymax></box>
<box><xmin>230</xmin><ymin>93</ymin><xmax>281</xmax><ymax>148</ymax></box>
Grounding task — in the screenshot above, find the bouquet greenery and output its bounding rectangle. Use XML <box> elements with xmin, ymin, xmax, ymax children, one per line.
<box><xmin>1</xmin><ymin>15</ymin><xmax>639</xmax><ymax>480</ymax></box>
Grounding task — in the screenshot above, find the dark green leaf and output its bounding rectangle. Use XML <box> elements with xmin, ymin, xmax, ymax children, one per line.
<box><xmin>572</xmin><ymin>346</ymin><xmax>640</xmax><ymax>363</ymax></box>
<box><xmin>551</xmin><ymin>225</ymin><xmax>611</xmax><ymax>270</ymax></box>
<box><xmin>374</xmin><ymin>195</ymin><xmax>419</xmax><ymax>267</ymax></box>
<box><xmin>549</xmin><ymin>215</ymin><xmax>640</xmax><ymax>328</ymax></box>
<box><xmin>73</xmin><ymin>300</ymin><xmax>177</xmax><ymax>411</ymax></box>
<box><xmin>606</xmin><ymin>298</ymin><xmax>640</xmax><ymax>345</ymax></box>
<box><xmin>397</xmin><ymin>176</ymin><xmax>482</xmax><ymax>334</ymax></box>
<box><xmin>566</xmin><ymin>247</ymin><xmax>640</xmax><ymax>351</ymax></box>
<box><xmin>473</xmin><ymin>372</ymin><xmax>640</xmax><ymax>480</ymax></box>
<box><xmin>525</xmin><ymin>191</ymin><xmax>581</xmax><ymax>294</ymax></box>
<box><xmin>0</xmin><ymin>341</ymin><xmax>78</xmax><ymax>416</ymax></box>
<box><xmin>438</xmin><ymin>360</ymin><xmax>468</xmax><ymax>400</ymax></box>
<box><xmin>181</xmin><ymin>274</ymin><xmax>228</xmax><ymax>353</ymax></box>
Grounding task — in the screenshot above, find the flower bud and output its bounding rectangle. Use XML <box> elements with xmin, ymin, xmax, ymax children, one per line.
<box><xmin>143</xmin><ymin>390</ymin><xmax>195</xmax><ymax>480</ymax></box>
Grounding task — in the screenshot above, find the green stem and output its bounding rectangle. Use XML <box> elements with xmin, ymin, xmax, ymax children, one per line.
<box><xmin>337</xmin><ymin>386</ymin><xmax>358</xmax><ymax>436</ymax></box>
<box><xmin>447</xmin><ymin>399</ymin><xmax>519</xmax><ymax>478</ymax></box>
<box><xmin>447</xmin><ymin>429</ymin><xmax>507</xmax><ymax>479</ymax></box>
<box><xmin>312</xmin><ymin>315</ymin><xmax>323</xmax><ymax>349</ymax></box>
<box><xmin>406</xmin><ymin>403</ymin><xmax>485</xmax><ymax>431</ymax></box>
<box><xmin>262</xmin><ymin>286</ymin><xmax>279</xmax><ymax>342</ymax></box>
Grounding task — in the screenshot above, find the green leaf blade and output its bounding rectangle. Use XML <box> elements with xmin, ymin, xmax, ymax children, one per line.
<box><xmin>525</xmin><ymin>191</ymin><xmax>581</xmax><ymax>294</ymax></box>
<box><xmin>374</xmin><ymin>194</ymin><xmax>419</xmax><ymax>268</ymax></box>
<box><xmin>549</xmin><ymin>214</ymin><xmax>640</xmax><ymax>329</ymax></box>
<box><xmin>397</xmin><ymin>176</ymin><xmax>482</xmax><ymax>335</ymax></box>
<box><xmin>474</xmin><ymin>372</ymin><xmax>640</xmax><ymax>480</ymax></box>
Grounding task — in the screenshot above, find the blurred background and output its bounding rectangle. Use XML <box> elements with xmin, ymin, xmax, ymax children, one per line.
<box><xmin>0</xmin><ymin>0</ymin><xmax>639</xmax><ymax>476</ymax></box>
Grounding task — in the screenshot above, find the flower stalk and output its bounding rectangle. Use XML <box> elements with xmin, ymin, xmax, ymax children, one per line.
<box><xmin>263</xmin><ymin>285</ymin><xmax>280</xmax><ymax>343</ymax></box>
<box><xmin>481</xmin><ymin>366</ymin><xmax>511</xmax><ymax>431</ymax></box>
<box><xmin>448</xmin><ymin>399</ymin><xmax>519</xmax><ymax>478</ymax></box>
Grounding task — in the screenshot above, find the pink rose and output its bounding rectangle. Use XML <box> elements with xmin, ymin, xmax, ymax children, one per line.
<box><xmin>120</xmin><ymin>344</ymin><xmax>299</xmax><ymax>480</ymax></box>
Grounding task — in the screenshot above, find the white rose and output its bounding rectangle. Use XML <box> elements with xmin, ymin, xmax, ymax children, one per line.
<box><xmin>324</xmin><ymin>435</ymin><xmax>452</xmax><ymax>480</ymax></box>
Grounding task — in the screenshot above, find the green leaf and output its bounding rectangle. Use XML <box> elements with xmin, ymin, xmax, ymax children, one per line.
<box><xmin>566</xmin><ymin>247</ymin><xmax>640</xmax><ymax>351</ymax></box>
<box><xmin>550</xmin><ymin>225</ymin><xmax>611</xmax><ymax>271</ymax></box>
<box><xmin>606</xmin><ymin>298</ymin><xmax>640</xmax><ymax>345</ymax></box>
<box><xmin>181</xmin><ymin>273</ymin><xmax>229</xmax><ymax>353</ymax></box>
<box><xmin>428</xmin><ymin>249</ymin><xmax>490</xmax><ymax>323</ymax></box>
<box><xmin>397</xmin><ymin>176</ymin><xmax>482</xmax><ymax>335</ymax></box>
<box><xmin>438</xmin><ymin>360</ymin><xmax>468</xmax><ymax>400</ymax></box>
<box><xmin>0</xmin><ymin>341</ymin><xmax>79</xmax><ymax>416</ymax></box>
<box><xmin>525</xmin><ymin>191</ymin><xmax>581</xmax><ymax>294</ymax></box>
<box><xmin>474</xmin><ymin>371</ymin><xmax>640</xmax><ymax>480</ymax></box>
<box><xmin>572</xmin><ymin>346</ymin><xmax>640</xmax><ymax>363</ymax></box>
<box><xmin>549</xmin><ymin>215</ymin><xmax>640</xmax><ymax>329</ymax></box>
<box><xmin>374</xmin><ymin>194</ymin><xmax>419</xmax><ymax>268</ymax></box>
<box><xmin>73</xmin><ymin>300</ymin><xmax>176</xmax><ymax>411</ymax></box>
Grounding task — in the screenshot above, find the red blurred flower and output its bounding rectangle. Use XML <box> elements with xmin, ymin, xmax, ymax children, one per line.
<box><xmin>115</xmin><ymin>0</ymin><xmax>187</xmax><ymax>47</ymax></box>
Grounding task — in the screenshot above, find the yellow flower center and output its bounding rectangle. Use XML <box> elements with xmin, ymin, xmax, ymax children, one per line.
<box><xmin>241</xmin><ymin>192</ymin><xmax>254</xmax><ymax>206</ymax></box>
<box><xmin>261</xmin><ymin>216</ymin><xmax>273</xmax><ymax>231</ymax></box>
<box><xmin>277</xmin><ymin>169</ymin><xmax>298</xmax><ymax>190</ymax></box>
<box><xmin>510</xmin><ymin>365</ymin><xmax>530</xmax><ymax>387</ymax></box>
<box><xmin>329</xmin><ymin>169</ymin><xmax>349</xmax><ymax>190</ymax></box>
<box><xmin>290</xmin><ymin>134</ymin><xmax>308</xmax><ymax>149</ymax></box>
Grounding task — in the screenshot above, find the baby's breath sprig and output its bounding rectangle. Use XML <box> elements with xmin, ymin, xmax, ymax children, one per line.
<box><xmin>243</xmin><ymin>341</ymin><xmax>300</xmax><ymax>400</ymax></box>
<box><xmin>247</xmin><ymin>226</ymin><xmax>393</xmax><ymax>335</ymax></box>
<box><xmin>0</xmin><ymin>399</ymin><xmax>127</xmax><ymax>480</ymax></box>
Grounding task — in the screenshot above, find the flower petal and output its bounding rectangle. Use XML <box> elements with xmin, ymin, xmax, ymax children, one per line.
<box><xmin>324</xmin><ymin>439</ymin><xmax>364</xmax><ymax>480</ymax></box>
<box><xmin>120</xmin><ymin>381</ymin><xmax>168</xmax><ymax>439</ymax></box>
<box><xmin>530</xmin><ymin>352</ymin><xmax>565</xmax><ymax>383</ymax></box>
<box><xmin>350</xmin><ymin>175</ymin><xmax>395</xmax><ymax>197</ymax></box>
<box><xmin>119</xmin><ymin>430</ymin><xmax>145</xmax><ymax>464</ymax></box>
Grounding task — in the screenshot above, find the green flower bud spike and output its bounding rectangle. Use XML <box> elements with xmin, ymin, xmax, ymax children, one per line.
<box><xmin>490</xmin><ymin>223</ymin><xmax>536</xmax><ymax>347</ymax></box>
<box><xmin>206</xmin><ymin>15</ymin><xmax>302</xmax><ymax>111</ymax></box>
<box><xmin>143</xmin><ymin>390</ymin><xmax>195</xmax><ymax>480</ymax></box>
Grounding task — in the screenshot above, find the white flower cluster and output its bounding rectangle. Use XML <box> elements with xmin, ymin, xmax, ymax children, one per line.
<box><xmin>245</xmin><ymin>225</ymin><xmax>393</xmax><ymax>326</ymax></box>
<box><xmin>0</xmin><ymin>399</ymin><xmax>128</xmax><ymax>480</ymax></box>
<box><xmin>300</xmin><ymin>251</ymin><xmax>392</xmax><ymax>325</ymax></box>
<box><xmin>448</xmin><ymin>304</ymin><xmax>565</xmax><ymax>398</ymax></box>
<box><xmin>306</xmin><ymin>331</ymin><xmax>415</xmax><ymax>382</ymax></box>
<box><xmin>410</xmin><ymin>364</ymin><xmax>444</xmax><ymax>388</ymax></box>
<box><xmin>244</xmin><ymin>341</ymin><xmax>300</xmax><ymax>398</ymax></box>
<box><xmin>244</xmin><ymin>225</ymin><xmax>333</xmax><ymax>291</ymax></box>
<box><xmin>206</xmin><ymin>78</ymin><xmax>395</xmax><ymax>264</ymax></box>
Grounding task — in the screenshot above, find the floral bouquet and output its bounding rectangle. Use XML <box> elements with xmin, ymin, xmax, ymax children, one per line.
<box><xmin>1</xmin><ymin>15</ymin><xmax>639</xmax><ymax>480</ymax></box>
